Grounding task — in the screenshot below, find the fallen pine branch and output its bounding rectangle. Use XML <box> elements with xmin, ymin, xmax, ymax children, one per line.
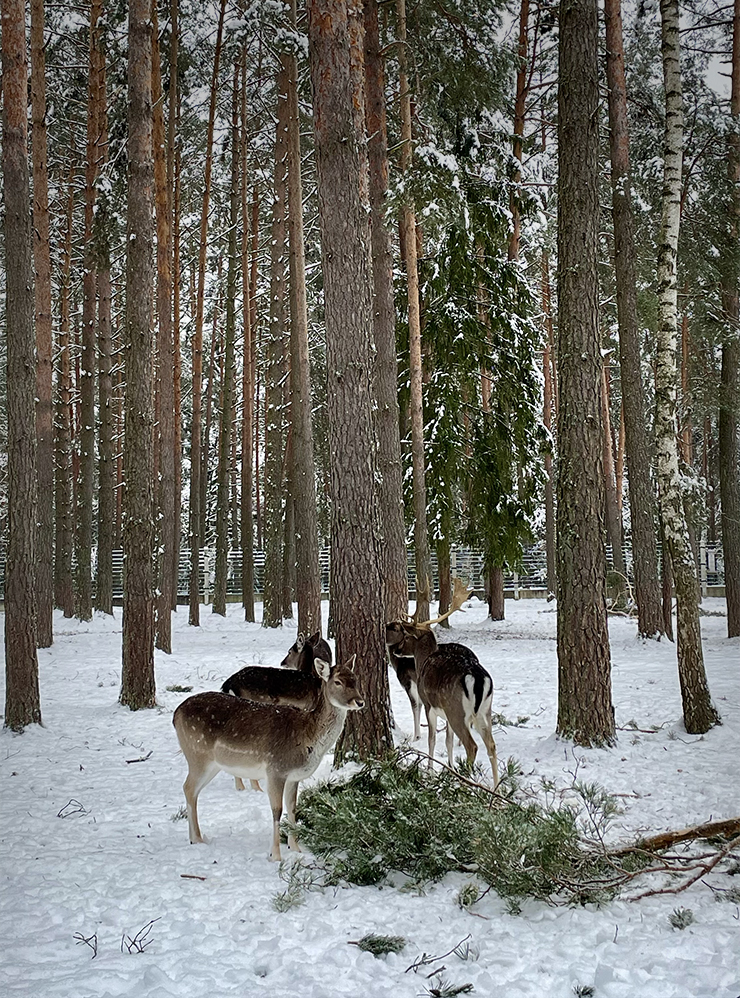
<box><xmin>125</xmin><ymin>750</ymin><xmax>153</xmax><ymax>764</ymax></box>
<box><xmin>626</xmin><ymin>834</ymin><xmax>740</xmax><ymax>902</ymax></box>
<box><xmin>180</xmin><ymin>874</ymin><xmax>206</xmax><ymax>881</ymax></box>
<box><xmin>610</xmin><ymin>817</ymin><xmax>740</xmax><ymax>856</ymax></box>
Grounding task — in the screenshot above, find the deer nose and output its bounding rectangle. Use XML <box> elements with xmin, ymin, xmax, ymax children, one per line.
<box><xmin>354</xmin><ymin>698</ymin><xmax>365</xmax><ymax>709</ymax></box>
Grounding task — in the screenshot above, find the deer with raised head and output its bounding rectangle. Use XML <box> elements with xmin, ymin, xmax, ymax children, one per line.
<box><xmin>173</xmin><ymin>656</ymin><xmax>364</xmax><ymax>861</ymax></box>
<box><xmin>281</xmin><ymin>631</ymin><xmax>332</xmax><ymax>670</ymax></box>
<box><xmin>386</xmin><ymin>579</ymin><xmax>500</xmax><ymax>788</ymax></box>
<box><xmin>222</xmin><ymin>634</ymin><xmax>327</xmax><ymax>791</ymax></box>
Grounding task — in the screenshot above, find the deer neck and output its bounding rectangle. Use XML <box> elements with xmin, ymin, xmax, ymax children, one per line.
<box><xmin>412</xmin><ymin>629</ymin><xmax>437</xmax><ymax>671</ymax></box>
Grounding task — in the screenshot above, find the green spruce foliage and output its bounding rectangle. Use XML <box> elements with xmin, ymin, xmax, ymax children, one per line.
<box><xmin>291</xmin><ymin>753</ymin><xmax>630</xmax><ymax>906</ymax></box>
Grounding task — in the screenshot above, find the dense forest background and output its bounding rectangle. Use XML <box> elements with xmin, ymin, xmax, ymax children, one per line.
<box><xmin>1</xmin><ymin>0</ymin><xmax>737</xmax><ymax>750</ymax></box>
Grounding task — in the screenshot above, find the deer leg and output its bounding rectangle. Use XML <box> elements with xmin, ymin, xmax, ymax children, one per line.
<box><xmin>266</xmin><ymin>774</ymin><xmax>287</xmax><ymax>862</ymax></box>
<box><xmin>476</xmin><ymin>713</ymin><xmax>500</xmax><ymax>788</ymax></box>
<box><xmin>234</xmin><ymin>777</ymin><xmax>245</xmax><ymax>791</ymax></box>
<box><xmin>409</xmin><ymin>681</ymin><xmax>422</xmax><ymax>741</ymax></box>
<box><xmin>426</xmin><ymin>706</ymin><xmax>438</xmax><ymax>767</ymax></box>
<box><xmin>183</xmin><ymin>761</ymin><xmax>220</xmax><ymax>844</ymax></box>
<box><xmin>284</xmin><ymin>780</ymin><xmax>301</xmax><ymax>852</ymax></box>
<box><xmin>445</xmin><ymin>718</ymin><xmax>455</xmax><ymax>766</ymax></box>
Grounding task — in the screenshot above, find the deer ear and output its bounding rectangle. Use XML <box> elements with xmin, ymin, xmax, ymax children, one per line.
<box><xmin>309</xmin><ymin>631</ymin><xmax>320</xmax><ymax>645</ymax></box>
<box><xmin>314</xmin><ymin>657</ymin><xmax>331</xmax><ymax>681</ymax></box>
<box><xmin>296</xmin><ymin>633</ymin><xmax>306</xmax><ymax>651</ymax></box>
<box><xmin>345</xmin><ymin>654</ymin><xmax>357</xmax><ymax>672</ymax></box>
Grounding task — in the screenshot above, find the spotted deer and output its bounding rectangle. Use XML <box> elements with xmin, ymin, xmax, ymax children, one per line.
<box><xmin>386</xmin><ymin>580</ymin><xmax>500</xmax><ymax>787</ymax></box>
<box><xmin>173</xmin><ymin>656</ymin><xmax>364</xmax><ymax>861</ymax></box>
<box><xmin>280</xmin><ymin>630</ymin><xmax>332</xmax><ymax>670</ymax></box>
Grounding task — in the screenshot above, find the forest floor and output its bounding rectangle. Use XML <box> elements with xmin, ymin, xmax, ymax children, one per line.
<box><xmin>1</xmin><ymin>596</ymin><xmax>738</xmax><ymax>998</ymax></box>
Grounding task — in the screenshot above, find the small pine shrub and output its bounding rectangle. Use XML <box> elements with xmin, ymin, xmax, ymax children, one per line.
<box><xmin>170</xmin><ymin>805</ymin><xmax>187</xmax><ymax>822</ymax></box>
<box><xmin>669</xmin><ymin>907</ymin><xmax>695</xmax><ymax>930</ymax></box>
<box><xmin>573</xmin><ymin>985</ymin><xmax>596</xmax><ymax>997</ymax></box>
<box><xmin>456</xmin><ymin>882</ymin><xmax>480</xmax><ymax>909</ymax></box>
<box><xmin>166</xmin><ymin>684</ymin><xmax>192</xmax><ymax>693</ymax></box>
<box><xmin>353</xmin><ymin>934</ymin><xmax>406</xmax><ymax>956</ymax></box>
<box><xmin>271</xmin><ymin>861</ymin><xmax>324</xmax><ymax>912</ymax></box>
<box><xmin>426</xmin><ymin>980</ymin><xmax>474</xmax><ymax>997</ymax></box>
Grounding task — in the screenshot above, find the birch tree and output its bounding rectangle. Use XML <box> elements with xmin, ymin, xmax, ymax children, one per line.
<box><xmin>655</xmin><ymin>0</ymin><xmax>719</xmax><ymax>732</ymax></box>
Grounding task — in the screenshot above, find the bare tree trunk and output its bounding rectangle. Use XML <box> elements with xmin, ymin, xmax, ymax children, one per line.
<box><xmin>189</xmin><ymin>0</ymin><xmax>226</xmax><ymax>626</ymax></box>
<box><xmin>604</xmin><ymin>0</ymin><xmax>664</xmax><ymax>637</ymax></box>
<box><xmin>78</xmin><ymin>0</ymin><xmax>102</xmax><ymax>622</ymax></box>
<box><xmin>30</xmin><ymin>0</ymin><xmax>54</xmax><ymax>648</ymax></box>
<box><xmin>169</xmin><ymin>0</ymin><xmax>181</xmax><ymax>611</ymax></box>
<box><xmin>655</xmin><ymin>0</ymin><xmax>719</xmax><ymax>733</ymax></box>
<box><xmin>2</xmin><ymin>0</ymin><xmax>41</xmax><ymax>730</ymax></box>
<box><xmin>120</xmin><ymin>0</ymin><xmax>155</xmax><ymax>711</ymax></box>
<box><xmin>397</xmin><ymin>0</ymin><xmax>432</xmax><ymax>621</ymax></box>
<box><xmin>263</xmin><ymin>60</ymin><xmax>290</xmax><ymax>628</ymax></box>
<box><xmin>95</xmin><ymin>41</ymin><xmax>114</xmax><ymax>617</ymax></box>
<box><xmin>555</xmin><ymin>0</ymin><xmax>615</xmax><ymax>748</ymax></box>
<box><xmin>719</xmin><ymin>0</ymin><xmax>740</xmax><ymax>638</ymax></box>
<box><xmin>55</xmin><ymin>155</ymin><xmax>76</xmax><ymax>618</ymax></box>
<box><xmin>152</xmin><ymin>2</ymin><xmax>175</xmax><ymax>650</ymax></box>
<box><xmin>201</xmin><ymin>287</ymin><xmax>221</xmax><ymax>549</ymax></box>
<box><xmin>487</xmin><ymin>566</ymin><xmax>505</xmax><ymax>621</ymax></box>
<box><xmin>307</xmin><ymin>0</ymin><xmax>392</xmax><ymax>760</ymax></box>
<box><xmin>251</xmin><ymin>186</ymin><xmax>262</xmax><ymax>552</ymax></box>
<box><xmin>602</xmin><ymin>363</ymin><xmax>627</xmax><ymax>598</ymax></box>
<box><xmin>364</xmin><ymin>0</ymin><xmax>408</xmax><ymax>622</ymax></box>
<box><xmin>240</xmin><ymin>43</ymin><xmax>255</xmax><ymax>622</ymax></box>
<box><xmin>213</xmin><ymin>63</ymin><xmax>240</xmax><ymax>618</ymax></box>
<box><xmin>542</xmin><ymin>250</ymin><xmax>557</xmax><ymax>595</ymax></box>
<box><xmin>287</xmin><ymin>0</ymin><xmax>322</xmax><ymax>635</ymax></box>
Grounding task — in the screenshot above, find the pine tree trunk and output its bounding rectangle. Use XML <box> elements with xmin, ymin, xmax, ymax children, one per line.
<box><xmin>656</xmin><ymin>0</ymin><xmax>719</xmax><ymax>733</ymax></box>
<box><xmin>213</xmin><ymin>63</ymin><xmax>240</xmax><ymax>618</ymax></box>
<box><xmin>240</xmin><ymin>43</ymin><xmax>256</xmax><ymax>622</ymax></box>
<box><xmin>487</xmin><ymin>566</ymin><xmax>505</xmax><ymax>621</ymax></box>
<box><xmin>719</xmin><ymin>0</ymin><xmax>740</xmax><ymax>638</ymax></box>
<box><xmin>152</xmin><ymin>3</ymin><xmax>175</xmax><ymax>649</ymax></box>
<box><xmin>287</xmin><ymin>0</ymin><xmax>322</xmax><ymax>635</ymax></box>
<box><xmin>30</xmin><ymin>0</ymin><xmax>54</xmax><ymax>648</ymax></box>
<box><xmin>201</xmin><ymin>293</ymin><xmax>221</xmax><ymax>549</ymax></box>
<box><xmin>601</xmin><ymin>363</ymin><xmax>627</xmax><ymax>598</ymax></box>
<box><xmin>542</xmin><ymin>251</ymin><xmax>557</xmax><ymax>595</ymax></box>
<box><xmin>364</xmin><ymin>0</ymin><xmax>408</xmax><ymax>622</ymax></box>
<box><xmin>397</xmin><ymin>0</ymin><xmax>432</xmax><ymax>621</ymax></box>
<box><xmin>95</xmin><ymin>46</ymin><xmax>114</xmax><ymax>617</ymax></box>
<box><xmin>121</xmin><ymin>0</ymin><xmax>155</xmax><ymax>711</ymax></box>
<box><xmin>2</xmin><ymin>0</ymin><xmax>42</xmax><ymax>730</ymax></box>
<box><xmin>263</xmin><ymin>60</ymin><xmax>290</xmax><ymax>629</ymax></box>
<box><xmin>555</xmin><ymin>0</ymin><xmax>615</xmax><ymax>748</ymax></box>
<box><xmin>307</xmin><ymin>0</ymin><xmax>392</xmax><ymax>760</ymax></box>
<box><xmin>55</xmin><ymin>155</ymin><xmax>76</xmax><ymax>619</ymax></box>
<box><xmin>77</xmin><ymin>0</ymin><xmax>102</xmax><ymax>622</ymax></box>
<box><xmin>189</xmin><ymin>0</ymin><xmax>226</xmax><ymax>626</ymax></box>
<box><xmin>169</xmin><ymin>0</ymin><xmax>181</xmax><ymax>611</ymax></box>
<box><xmin>604</xmin><ymin>0</ymin><xmax>664</xmax><ymax>638</ymax></box>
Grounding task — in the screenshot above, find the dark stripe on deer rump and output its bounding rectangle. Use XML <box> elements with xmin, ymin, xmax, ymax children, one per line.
<box><xmin>458</xmin><ymin>668</ymin><xmax>487</xmax><ymax>713</ymax></box>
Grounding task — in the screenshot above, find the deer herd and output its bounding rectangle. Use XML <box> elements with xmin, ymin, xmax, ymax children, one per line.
<box><xmin>172</xmin><ymin>579</ymin><xmax>500</xmax><ymax>861</ymax></box>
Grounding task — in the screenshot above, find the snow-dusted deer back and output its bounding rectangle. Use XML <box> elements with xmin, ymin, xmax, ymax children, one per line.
<box><xmin>173</xmin><ymin>657</ymin><xmax>364</xmax><ymax>860</ymax></box>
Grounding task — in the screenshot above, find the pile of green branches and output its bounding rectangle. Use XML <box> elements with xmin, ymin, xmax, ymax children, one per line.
<box><xmin>291</xmin><ymin>752</ymin><xmax>634</xmax><ymax>906</ymax></box>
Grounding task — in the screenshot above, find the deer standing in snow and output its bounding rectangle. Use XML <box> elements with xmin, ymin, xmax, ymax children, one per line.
<box><xmin>386</xmin><ymin>579</ymin><xmax>500</xmax><ymax>787</ymax></box>
<box><xmin>173</xmin><ymin>656</ymin><xmax>364</xmax><ymax>861</ymax></box>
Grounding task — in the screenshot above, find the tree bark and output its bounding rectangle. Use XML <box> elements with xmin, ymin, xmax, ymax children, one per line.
<box><xmin>655</xmin><ymin>0</ymin><xmax>719</xmax><ymax>733</ymax></box>
<box><xmin>77</xmin><ymin>0</ymin><xmax>102</xmax><ymax>622</ymax></box>
<box><xmin>604</xmin><ymin>0</ymin><xmax>664</xmax><ymax>638</ymax></box>
<box><xmin>95</xmin><ymin>37</ymin><xmax>114</xmax><ymax>617</ymax></box>
<box><xmin>719</xmin><ymin>0</ymin><xmax>740</xmax><ymax>638</ymax></box>
<box><xmin>169</xmin><ymin>0</ymin><xmax>181</xmax><ymax>611</ymax></box>
<box><xmin>287</xmin><ymin>0</ymin><xmax>322</xmax><ymax>635</ymax></box>
<box><xmin>397</xmin><ymin>0</ymin><xmax>432</xmax><ymax>621</ymax></box>
<box><xmin>601</xmin><ymin>363</ymin><xmax>627</xmax><ymax>598</ymax></box>
<box><xmin>30</xmin><ymin>0</ymin><xmax>54</xmax><ymax>648</ymax></box>
<box><xmin>541</xmin><ymin>251</ymin><xmax>557</xmax><ymax>595</ymax></box>
<box><xmin>555</xmin><ymin>0</ymin><xmax>615</xmax><ymax>748</ymax></box>
<box><xmin>263</xmin><ymin>60</ymin><xmax>290</xmax><ymax>628</ymax></box>
<box><xmin>307</xmin><ymin>0</ymin><xmax>392</xmax><ymax>760</ymax></box>
<box><xmin>189</xmin><ymin>0</ymin><xmax>226</xmax><ymax>626</ymax></box>
<box><xmin>152</xmin><ymin>2</ymin><xmax>175</xmax><ymax>649</ymax></box>
<box><xmin>2</xmin><ymin>0</ymin><xmax>42</xmax><ymax>730</ymax></box>
<box><xmin>487</xmin><ymin>566</ymin><xmax>505</xmax><ymax>621</ymax></box>
<box><xmin>240</xmin><ymin>41</ymin><xmax>255</xmax><ymax>622</ymax></box>
<box><xmin>364</xmin><ymin>0</ymin><xmax>408</xmax><ymax>623</ymax></box>
<box><xmin>55</xmin><ymin>154</ymin><xmax>76</xmax><ymax>619</ymax></box>
<box><xmin>120</xmin><ymin>0</ymin><xmax>156</xmax><ymax>711</ymax></box>
<box><xmin>213</xmin><ymin>63</ymin><xmax>240</xmax><ymax>618</ymax></box>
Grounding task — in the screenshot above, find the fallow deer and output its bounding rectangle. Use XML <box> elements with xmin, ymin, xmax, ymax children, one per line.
<box><xmin>281</xmin><ymin>631</ymin><xmax>332</xmax><ymax>670</ymax></box>
<box><xmin>386</xmin><ymin>580</ymin><xmax>500</xmax><ymax>787</ymax></box>
<box><xmin>173</xmin><ymin>656</ymin><xmax>364</xmax><ymax>861</ymax></box>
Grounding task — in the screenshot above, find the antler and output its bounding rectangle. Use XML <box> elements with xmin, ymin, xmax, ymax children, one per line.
<box><xmin>415</xmin><ymin>577</ymin><xmax>472</xmax><ymax>629</ymax></box>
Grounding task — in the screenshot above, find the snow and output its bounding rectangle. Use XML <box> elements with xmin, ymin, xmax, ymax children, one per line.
<box><xmin>2</xmin><ymin>598</ymin><xmax>738</xmax><ymax>998</ymax></box>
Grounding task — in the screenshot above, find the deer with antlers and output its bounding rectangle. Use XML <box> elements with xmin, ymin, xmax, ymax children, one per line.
<box><xmin>173</xmin><ymin>656</ymin><xmax>364</xmax><ymax>861</ymax></box>
<box><xmin>386</xmin><ymin>578</ymin><xmax>500</xmax><ymax>787</ymax></box>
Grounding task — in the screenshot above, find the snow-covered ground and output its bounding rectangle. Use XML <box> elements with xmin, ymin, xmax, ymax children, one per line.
<box><xmin>1</xmin><ymin>597</ymin><xmax>738</xmax><ymax>998</ymax></box>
